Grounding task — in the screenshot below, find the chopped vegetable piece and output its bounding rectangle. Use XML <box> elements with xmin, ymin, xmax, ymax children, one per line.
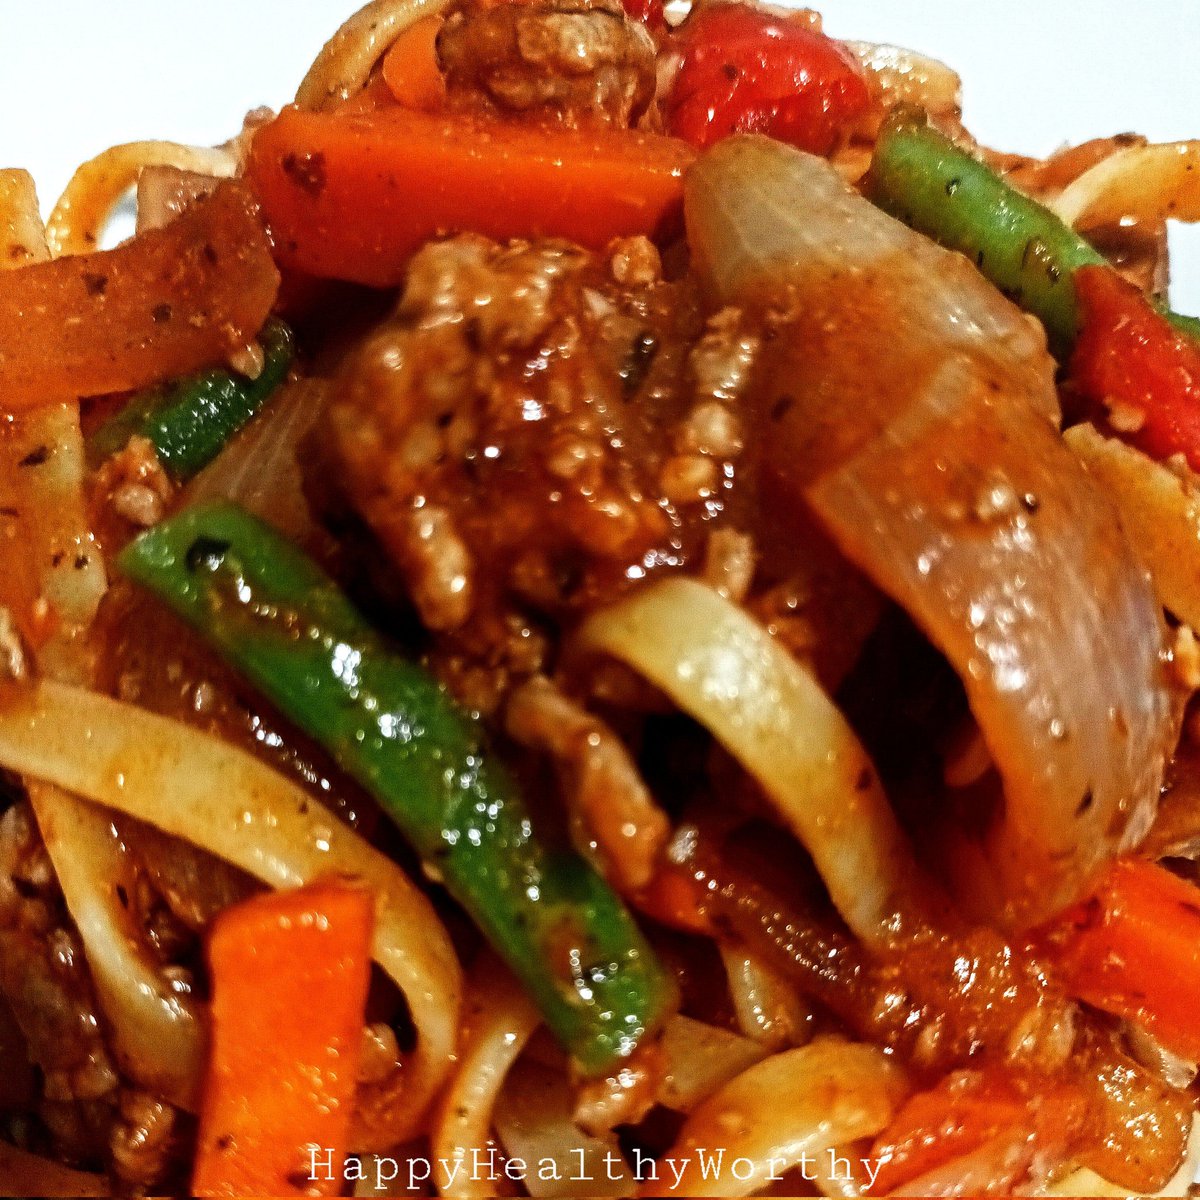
<box><xmin>86</xmin><ymin>318</ymin><xmax>295</xmax><ymax>481</ymax></box>
<box><xmin>381</xmin><ymin>14</ymin><xmax>447</xmax><ymax>110</ymax></box>
<box><xmin>620</xmin><ymin>0</ymin><xmax>664</xmax><ymax>30</ymax></box>
<box><xmin>0</xmin><ymin>181</ymin><xmax>278</xmax><ymax>411</ymax></box>
<box><xmin>1071</xmin><ymin>265</ymin><xmax>1200</xmax><ymax>471</ymax></box>
<box><xmin>1047</xmin><ymin>859</ymin><xmax>1200</xmax><ymax>1062</ymax></box>
<box><xmin>867</xmin><ymin>109</ymin><xmax>1200</xmax><ymax>351</ymax></box>
<box><xmin>192</xmin><ymin>881</ymin><xmax>374</xmax><ymax>1198</ymax></box>
<box><xmin>120</xmin><ymin>501</ymin><xmax>674</xmax><ymax>1074</ymax></box>
<box><xmin>868</xmin><ymin>1071</ymin><xmax>1080</xmax><ymax>1195</ymax></box>
<box><xmin>666</xmin><ymin>4</ymin><xmax>873</xmax><ymax>153</ymax></box>
<box><xmin>1064</xmin><ymin>423</ymin><xmax>1200</xmax><ymax>631</ymax></box>
<box><xmin>336</xmin><ymin>73</ymin><xmax>404</xmax><ymax>115</ymax></box>
<box><xmin>246</xmin><ymin>106</ymin><xmax>693</xmax><ymax>286</ymax></box>
<box><xmin>636</xmin><ymin>864</ymin><xmax>715</xmax><ymax>936</ymax></box>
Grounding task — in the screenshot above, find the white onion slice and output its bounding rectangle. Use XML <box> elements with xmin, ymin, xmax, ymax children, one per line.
<box><xmin>494</xmin><ymin>1058</ymin><xmax>635</xmax><ymax>1199</ymax></box>
<box><xmin>46</xmin><ymin>141</ymin><xmax>237</xmax><ymax>258</ymax></box>
<box><xmin>577</xmin><ymin>578</ymin><xmax>926</xmax><ymax>942</ymax></box>
<box><xmin>847</xmin><ymin>42</ymin><xmax>962</xmax><ymax>120</ymax></box>
<box><xmin>685</xmin><ymin>136</ymin><xmax>1174</xmax><ymax>927</ymax></box>
<box><xmin>184</xmin><ymin>377</ymin><xmax>328</xmax><ymax>543</ymax></box>
<box><xmin>1065</xmin><ymin>424</ymin><xmax>1200</xmax><ymax>632</ymax></box>
<box><xmin>27</xmin><ymin>781</ymin><xmax>206</xmax><ymax>1110</ymax></box>
<box><xmin>431</xmin><ymin>964</ymin><xmax>540</xmax><ymax>1200</ymax></box>
<box><xmin>0</xmin><ymin>679</ymin><xmax>462</xmax><ymax>1150</ymax></box>
<box><xmin>1050</xmin><ymin>141</ymin><xmax>1200</xmax><ymax>230</ymax></box>
<box><xmin>659</xmin><ymin>1038</ymin><xmax>906</xmax><ymax>1198</ymax></box>
<box><xmin>658</xmin><ymin>1015</ymin><xmax>767</xmax><ymax>1114</ymax></box>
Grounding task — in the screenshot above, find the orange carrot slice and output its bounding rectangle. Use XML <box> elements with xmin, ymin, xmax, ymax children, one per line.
<box><xmin>192</xmin><ymin>881</ymin><xmax>375</xmax><ymax>1198</ymax></box>
<box><xmin>247</xmin><ymin>106</ymin><xmax>694</xmax><ymax>287</ymax></box>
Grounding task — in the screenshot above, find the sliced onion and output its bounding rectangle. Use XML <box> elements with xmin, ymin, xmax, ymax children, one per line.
<box><xmin>1042</xmin><ymin>1116</ymin><xmax>1200</xmax><ymax>1198</ymax></box>
<box><xmin>1065</xmin><ymin>424</ymin><xmax>1200</xmax><ymax>631</ymax></box>
<box><xmin>46</xmin><ymin>141</ymin><xmax>237</xmax><ymax>258</ymax></box>
<box><xmin>184</xmin><ymin>378</ymin><xmax>328</xmax><ymax>543</ymax></box>
<box><xmin>685</xmin><ymin>136</ymin><xmax>1176</xmax><ymax>928</ymax></box>
<box><xmin>431</xmin><ymin>962</ymin><xmax>540</xmax><ymax>1200</ymax></box>
<box><xmin>577</xmin><ymin>578</ymin><xmax>928</xmax><ymax>942</ymax></box>
<box><xmin>1050</xmin><ymin>141</ymin><xmax>1200</xmax><ymax>230</ymax></box>
<box><xmin>27</xmin><ymin>781</ymin><xmax>206</xmax><ymax>1109</ymax></box>
<box><xmin>718</xmin><ymin>946</ymin><xmax>811</xmax><ymax>1050</ymax></box>
<box><xmin>0</xmin><ymin>679</ymin><xmax>462</xmax><ymax>1150</ymax></box>
<box><xmin>135</xmin><ymin>166</ymin><xmax>220</xmax><ymax>234</ymax></box>
<box><xmin>0</xmin><ymin>177</ymin><xmax>106</xmax><ymax>673</ymax></box>
<box><xmin>847</xmin><ymin>42</ymin><xmax>962</xmax><ymax>120</ymax></box>
<box><xmin>295</xmin><ymin>0</ymin><xmax>453</xmax><ymax>110</ymax></box>
<box><xmin>659</xmin><ymin>1038</ymin><xmax>906</xmax><ymax>1198</ymax></box>
<box><xmin>0</xmin><ymin>169</ymin><xmax>49</xmax><ymax>264</ymax></box>
<box><xmin>494</xmin><ymin>1058</ymin><xmax>636</xmax><ymax>1199</ymax></box>
<box><xmin>658</xmin><ymin>1015</ymin><xmax>767</xmax><ymax>1113</ymax></box>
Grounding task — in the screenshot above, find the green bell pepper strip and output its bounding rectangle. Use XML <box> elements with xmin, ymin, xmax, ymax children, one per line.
<box><xmin>119</xmin><ymin>500</ymin><xmax>673</xmax><ymax>1074</ymax></box>
<box><xmin>88</xmin><ymin>318</ymin><xmax>295</xmax><ymax>481</ymax></box>
<box><xmin>867</xmin><ymin>110</ymin><xmax>1200</xmax><ymax>353</ymax></box>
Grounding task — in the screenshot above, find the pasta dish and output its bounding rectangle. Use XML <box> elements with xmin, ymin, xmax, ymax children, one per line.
<box><xmin>3</xmin><ymin>0</ymin><xmax>1200</xmax><ymax>1195</ymax></box>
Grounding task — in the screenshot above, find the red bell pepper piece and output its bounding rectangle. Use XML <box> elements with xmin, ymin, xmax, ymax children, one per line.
<box><xmin>665</xmin><ymin>3</ymin><xmax>873</xmax><ymax>154</ymax></box>
<box><xmin>867</xmin><ymin>1071</ymin><xmax>1081</xmax><ymax>1195</ymax></box>
<box><xmin>1072</xmin><ymin>265</ymin><xmax>1200</xmax><ymax>471</ymax></box>
<box><xmin>1046</xmin><ymin>858</ymin><xmax>1200</xmax><ymax>1062</ymax></box>
<box><xmin>620</xmin><ymin>0</ymin><xmax>665</xmax><ymax>31</ymax></box>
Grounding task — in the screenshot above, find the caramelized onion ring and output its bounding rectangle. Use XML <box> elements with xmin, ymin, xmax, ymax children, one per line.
<box><xmin>686</xmin><ymin>137</ymin><xmax>1176</xmax><ymax>927</ymax></box>
<box><xmin>1050</xmin><ymin>141</ymin><xmax>1200</xmax><ymax>230</ymax></box>
<box><xmin>655</xmin><ymin>1038</ymin><xmax>906</xmax><ymax>1197</ymax></box>
<box><xmin>578</xmin><ymin>578</ymin><xmax>927</xmax><ymax>941</ymax></box>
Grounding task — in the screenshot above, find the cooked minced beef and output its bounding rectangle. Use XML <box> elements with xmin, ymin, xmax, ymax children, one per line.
<box><xmin>0</xmin><ymin>802</ymin><xmax>116</xmax><ymax>1153</ymax></box>
<box><xmin>438</xmin><ymin>0</ymin><xmax>657</xmax><ymax>127</ymax></box>
<box><xmin>0</xmin><ymin>792</ymin><xmax>203</xmax><ymax>1192</ymax></box>
<box><xmin>326</xmin><ymin>233</ymin><xmax>759</xmax><ymax>711</ymax></box>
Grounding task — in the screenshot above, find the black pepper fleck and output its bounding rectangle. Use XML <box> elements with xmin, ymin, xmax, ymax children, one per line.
<box><xmin>281</xmin><ymin>150</ymin><xmax>328</xmax><ymax>197</ymax></box>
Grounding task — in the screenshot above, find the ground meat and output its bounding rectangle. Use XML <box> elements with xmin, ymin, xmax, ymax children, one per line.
<box><xmin>0</xmin><ymin>797</ymin><xmax>195</xmax><ymax>1191</ymax></box>
<box><xmin>438</xmin><ymin>0</ymin><xmax>656</xmax><ymax>128</ymax></box>
<box><xmin>115</xmin><ymin>817</ymin><xmax>255</xmax><ymax>936</ymax></box>
<box><xmin>107</xmin><ymin>1090</ymin><xmax>177</xmax><ymax>1187</ymax></box>
<box><xmin>95</xmin><ymin>435</ymin><xmax>174</xmax><ymax>533</ymax></box>
<box><xmin>327</xmin><ymin>233</ymin><xmax>756</xmax><ymax>708</ymax></box>
<box><xmin>506</xmin><ymin>675</ymin><xmax>669</xmax><ymax>890</ymax></box>
<box><xmin>0</xmin><ymin>801</ymin><xmax>117</xmax><ymax>1167</ymax></box>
